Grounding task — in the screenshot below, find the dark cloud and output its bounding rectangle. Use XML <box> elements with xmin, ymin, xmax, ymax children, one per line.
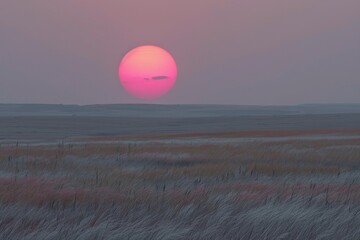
<box><xmin>152</xmin><ymin>76</ymin><xmax>169</xmax><ymax>80</ymax></box>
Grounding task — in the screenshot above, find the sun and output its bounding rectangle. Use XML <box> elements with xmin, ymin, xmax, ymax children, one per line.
<box><xmin>118</xmin><ymin>45</ymin><xmax>178</xmax><ymax>100</ymax></box>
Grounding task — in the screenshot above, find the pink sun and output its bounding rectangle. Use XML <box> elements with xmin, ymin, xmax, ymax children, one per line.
<box><xmin>118</xmin><ymin>45</ymin><xmax>178</xmax><ymax>100</ymax></box>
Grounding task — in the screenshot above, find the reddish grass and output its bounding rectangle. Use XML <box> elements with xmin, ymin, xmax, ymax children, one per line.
<box><xmin>75</xmin><ymin>129</ymin><xmax>360</xmax><ymax>141</ymax></box>
<box><xmin>0</xmin><ymin>177</ymin><xmax>127</xmax><ymax>207</ymax></box>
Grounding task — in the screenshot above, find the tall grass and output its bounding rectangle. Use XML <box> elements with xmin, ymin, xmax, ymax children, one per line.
<box><xmin>1</xmin><ymin>132</ymin><xmax>360</xmax><ymax>239</ymax></box>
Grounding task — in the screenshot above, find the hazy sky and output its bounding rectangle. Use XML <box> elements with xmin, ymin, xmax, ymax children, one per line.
<box><xmin>1</xmin><ymin>1</ymin><xmax>359</xmax><ymax>105</ymax></box>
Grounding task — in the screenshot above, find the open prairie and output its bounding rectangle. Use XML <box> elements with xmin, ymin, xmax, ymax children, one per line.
<box><xmin>1</xmin><ymin>104</ymin><xmax>360</xmax><ymax>239</ymax></box>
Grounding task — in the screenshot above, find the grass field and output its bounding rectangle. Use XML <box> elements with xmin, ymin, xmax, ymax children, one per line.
<box><xmin>1</xmin><ymin>127</ymin><xmax>360</xmax><ymax>239</ymax></box>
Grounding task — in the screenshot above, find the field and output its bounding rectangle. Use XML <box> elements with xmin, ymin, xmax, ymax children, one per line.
<box><xmin>1</xmin><ymin>104</ymin><xmax>360</xmax><ymax>239</ymax></box>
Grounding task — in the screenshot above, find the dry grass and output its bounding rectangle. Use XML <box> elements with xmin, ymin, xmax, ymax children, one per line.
<box><xmin>76</xmin><ymin>129</ymin><xmax>360</xmax><ymax>141</ymax></box>
<box><xmin>1</xmin><ymin>130</ymin><xmax>360</xmax><ymax>239</ymax></box>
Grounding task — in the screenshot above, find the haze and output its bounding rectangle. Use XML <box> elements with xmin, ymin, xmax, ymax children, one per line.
<box><xmin>1</xmin><ymin>0</ymin><xmax>359</xmax><ymax>105</ymax></box>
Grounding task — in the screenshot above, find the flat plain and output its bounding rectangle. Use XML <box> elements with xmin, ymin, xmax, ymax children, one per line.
<box><xmin>1</xmin><ymin>104</ymin><xmax>360</xmax><ymax>239</ymax></box>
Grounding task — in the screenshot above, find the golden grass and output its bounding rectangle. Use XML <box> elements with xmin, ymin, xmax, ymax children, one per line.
<box><xmin>0</xmin><ymin>132</ymin><xmax>359</xmax><ymax>193</ymax></box>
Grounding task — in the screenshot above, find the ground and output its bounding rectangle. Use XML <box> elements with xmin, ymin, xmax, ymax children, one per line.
<box><xmin>1</xmin><ymin>104</ymin><xmax>360</xmax><ymax>239</ymax></box>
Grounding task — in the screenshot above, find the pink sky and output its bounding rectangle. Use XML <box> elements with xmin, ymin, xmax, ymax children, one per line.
<box><xmin>0</xmin><ymin>0</ymin><xmax>359</xmax><ymax>104</ymax></box>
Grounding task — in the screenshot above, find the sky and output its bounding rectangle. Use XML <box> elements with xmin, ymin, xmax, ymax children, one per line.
<box><xmin>1</xmin><ymin>0</ymin><xmax>360</xmax><ymax>105</ymax></box>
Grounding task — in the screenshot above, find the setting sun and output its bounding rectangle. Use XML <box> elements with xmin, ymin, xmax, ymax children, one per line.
<box><xmin>118</xmin><ymin>45</ymin><xmax>178</xmax><ymax>100</ymax></box>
